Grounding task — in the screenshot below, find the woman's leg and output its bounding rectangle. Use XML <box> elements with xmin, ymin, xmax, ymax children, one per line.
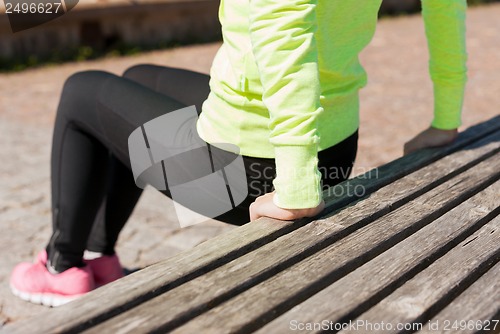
<box><xmin>85</xmin><ymin>65</ymin><xmax>211</xmax><ymax>256</ymax></box>
<box><xmin>121</xmin><ymin>64</ymin><xmax>211</xmax><ymax>112</ymax></box>
<box><xmin>84</xmin><ymin>156</ymin><xmax>143</xmax><ymax>256</ymax></box>
<box><xmin>11</xmin><ymin>67</ymin><xmax>216</xmax><ymax>305</ymax></box>
<box><xmin>47</xmin><ymin>70</ymin><xmax>188</xmax><ymax>272</ymax></box>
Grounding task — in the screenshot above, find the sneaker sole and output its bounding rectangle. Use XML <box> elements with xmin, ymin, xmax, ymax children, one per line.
<box><xmin>10</xmin><ymin>284</ymin><xmax>85</xmax><ymax>307</ymax></box>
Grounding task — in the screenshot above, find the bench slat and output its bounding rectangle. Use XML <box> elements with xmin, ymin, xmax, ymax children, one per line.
<box><xmin>337</xmin><ymin>216</ymin><xmax>499</xmax><ymax>334</ymax></box>
<box><xmin>418</xmin><ymin>262</ymin><xmax>500</xmax><ymax>334</ymax></box>
<box><xmin>5</xmin><ymin>117</ymin><xmax>500</xmax><ymax>334</ymax></box>
<box><xmin>84</xmin><ymin>152</ymin><xmax>500</xmax><ymax>333</ymax></box>
<box><xmin>255</xmin><ymin>183</ymin><xmax>500</xmax><ymax>334</ymax></box>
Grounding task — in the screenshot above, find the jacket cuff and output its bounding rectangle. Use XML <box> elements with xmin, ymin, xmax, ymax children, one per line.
<box><xmin>272</xmin><ymin>144</ymin><xmax>322</xmax><ymax>209</ymax></box>
<box><xmin>431</xmin><ymin>84</ymin><xmax>465</xmax><ymax>130</ymax></box>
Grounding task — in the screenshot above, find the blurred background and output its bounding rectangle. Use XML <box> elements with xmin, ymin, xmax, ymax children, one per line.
<box><xmin>0</xmin><ymin>0</ymin><xmax>499</xmax><ymax>327</ymax></box>
<box><xmin>0</xmin><ymin>0</ymin><xmax>498</xmax><ymax>71</ymax></box>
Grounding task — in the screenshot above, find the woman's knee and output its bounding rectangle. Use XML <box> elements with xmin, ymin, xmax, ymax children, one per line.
<box><xmin>122</xmin><ymin>64</ymin><xmax>164</xmax><ymax>88</ymax></box>
<box><xmin>123</xmin><ymin>64</ymin><xmax>158</xmax><ymax>77</ymax></box>
<box><xmin>58</xmin><ymin>71</ymin><xmax>115</xmax><ymax>119</ymax></box>
<box><xmin>62</xmin><ymin>71</ymin><xmax>114</xmax><ymax>97</ymax></box>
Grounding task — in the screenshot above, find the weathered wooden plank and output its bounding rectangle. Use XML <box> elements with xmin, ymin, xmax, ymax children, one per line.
<box><xmin>5</xmin><ymin>119</ymin><xmax>499</xmax><ymax>334</ymax></box>
<box><xmin>255</xmin><ymin>182</ymin><xmax>500</xmax><ymax>334</ymax></box>
<box><xmin>173</xmin><ymin>183</ymin><xmax>500</xmax><ymax>334</ymax></box>
<box><xmin>82</xmin><ymin>155</ymin><xmax>500</xmax><ymax>333</ymax></box>
<box><xmin>337</xmin><ymin>217</ymin><xmax>499</xmax><ymax>334</ymax></box>
<box><xmin>417</xmin><ymin>262</ymin><xmax>500</xmax><ymax>334</ymax></box>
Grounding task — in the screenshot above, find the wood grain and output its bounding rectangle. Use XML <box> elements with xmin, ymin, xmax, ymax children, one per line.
<box><xmin>418</xmin><ymin>262</ymin><xmax>500</xmax><ymax>334</ymax></box>
<box><xmin>337</xmin><ymin>216</ymin><xmax>499</xmax><ymax>334</ymax></box>
<box><xmin>83</xmin><ymin>155</ymin><xmax>499</xmax><ymax>333</ymax></box>
<box><xmin>255</xmin><ymin>183</ymin><xmax>500</xmax><ymax>334</ymax></box>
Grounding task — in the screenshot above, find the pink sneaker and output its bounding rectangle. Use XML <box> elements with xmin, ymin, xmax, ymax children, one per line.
<box><xmin>10</xmin><ymin>251</ymin><xmax>95</xmax><ymax>307</ymax></box>
<box><xmin>84</xmin><ymin>253</ymin><xmax>124</xmax><ymax>287</ymax></box>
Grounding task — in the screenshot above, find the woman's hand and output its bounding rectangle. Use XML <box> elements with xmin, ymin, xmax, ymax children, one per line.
<box><xmin>404</xmin><ymin>127</ymin><xmax>458</xmax><ymax>156</ymax></box>
<box><xmin>249</xmin><ymin>192</ymin><xmax>325</xmax><ymax>221</ymax></box>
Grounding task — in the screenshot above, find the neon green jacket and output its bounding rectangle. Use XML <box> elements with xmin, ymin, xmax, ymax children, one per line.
<box><xmin>197</xmin><ymin>0</ymin><xmax>467</xmax><ymax>209</ymax></box>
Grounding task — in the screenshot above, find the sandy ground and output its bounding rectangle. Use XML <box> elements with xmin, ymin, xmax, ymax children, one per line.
<box><xmin>0</xmin><ymin>3</ymin><xmax>499</xmax><ymax>327</ymax></box>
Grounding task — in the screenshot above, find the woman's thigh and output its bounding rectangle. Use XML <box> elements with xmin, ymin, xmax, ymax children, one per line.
<box><xmin>57</xmin><ymin>70</ymin><xmax>250</xmax><ymax>224</ymax></box>
<box><xmin>122</xmin><ymin>64</ymin><xmax>210</xmax><ymax>112</ymax></box>
<box><xmin>57</xmin><ymin>70</ymin><xmax>189</xmax><ymax>169</ymax></box>
<box><xmin>318</xmin><ymin>131</ymin><xmax>359</xmax><ymax>188</ymax></box>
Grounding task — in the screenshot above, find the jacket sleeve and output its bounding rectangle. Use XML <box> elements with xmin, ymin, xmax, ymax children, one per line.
<box><xmin>248</xmin><ymin>0</ymin><xmax>323</xmax><ymax>209</ymax></box>
<box><xmin>422</xmin><ymin>0</ymin><xmax>468</xmax><ymax>130</ymax></box>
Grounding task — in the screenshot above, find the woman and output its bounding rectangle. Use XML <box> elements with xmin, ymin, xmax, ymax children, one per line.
<box><xmin>10</xmin><ymin>0</ymin><xmax>466</xmax><ymax>306</ymax></box>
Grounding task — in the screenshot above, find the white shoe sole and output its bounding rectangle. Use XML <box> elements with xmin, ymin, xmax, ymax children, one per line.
<box><xmin>10</xmin><ymin>284</ymin><xmax>83</xmax><ymax>307</ymax></box>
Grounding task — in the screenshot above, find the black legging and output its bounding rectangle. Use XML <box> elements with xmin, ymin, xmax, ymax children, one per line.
<box><xmin>46</xmin><ymin>64</ymin><xmax>358</xmax><ymax>272</ymax></box>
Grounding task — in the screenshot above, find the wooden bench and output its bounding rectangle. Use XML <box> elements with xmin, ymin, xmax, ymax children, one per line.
<box><xmin>5</xmin><ymin>116</ymin><xmax>500</xmax><ymax>334</ymax></box>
